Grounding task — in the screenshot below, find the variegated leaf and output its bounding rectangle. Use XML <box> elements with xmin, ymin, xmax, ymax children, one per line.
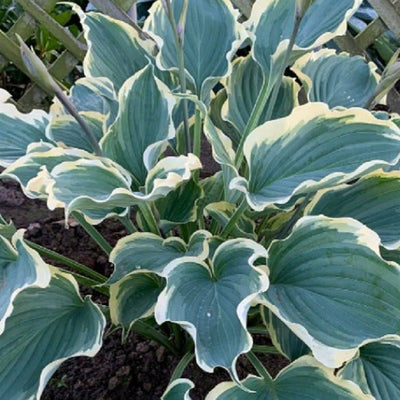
<box><xmin>162</xmin><ymin>379</ymin><xmax>194</xmax><ymax>400</ymax></box>
<box><xmin>292</xmin><ymin>49</ymin><xmax>378</xmax><ymax>108</ymax></box>
<box><xmin>47</xmin><ymin>112</ymin><xmax>105</xmax><ymax>153</ymax></box>
<box><xmin>0</xmin><ymin>269</ymin><xmax>105</xmax><ymax>400</ymax></box>
<box><xmin>46</xmin><ymin>154</ymin><xmax>201</xmax><ymax>224</ymax></box>
<box><xmin>109</xmin><ymin>230</ymin><xmax>211</xmax><ymax>331</ymax></box>
<box><xmin>258</xmin><ymin>216</ymin><xmax>400</xmax><ymax>368</ymax></box>
<box><xmin>222</xmin><ymin>55</ymin><xmax>299</xmax><ymax>133</ymax></box>
<box><xmin>339</xmin><ymin>337</ymin><xmax>400</xmax><ymax>400</ymax></box>
<box><xmin>246</xmin><ymin>0</ymin><xmax>362</xmax><ymax>90</ymax></box>
<box><xmin>0</xmin><ymin>230</ymin><xmax>50</xmax><ymax>335</ymax></box>
<box><xmin>263</xmin><ymin>307</ymin><xmax>310</xmax><ymax>362</ymax></box>
<box><xmin>231</xmin><ymin>103</ymin><xmax>400</xmax><ymax>211</ymax></box>
<box><xmin>74</xmin><ymin>6</ymin><xmax>156</xmax><ymax>91</ymax></box>
<box><xmin>206</xmin><ymin>356</ymin><xmax>372</xmax><ymax>399</ymax></box>
<box><xmin>108</xmin><ymin>229</ymin><xmax>211</xmax><ymax>283</ymax></box>
<box><xmin>144</xmin><ymin>0</ymin><xmax>246</xmax><ymax>101</ymax></box>
<box><xmin>101</xmin><ymin>64</ymin><xmax>176</xmax><ymax>186</ymax></box>
<box><xmin>306</xmin><ymin>171</ymin><xmax>400</xmax><ymax>250</ymax></box>
<box><xmin>0</xmin><ymin>101</ymin><xmax>50</xmax><ymax>167</ymax></box>
<box><xmin>155</xmin><ymin>239</ymin><xmax>269</xmax><ymax>381</ymax></box>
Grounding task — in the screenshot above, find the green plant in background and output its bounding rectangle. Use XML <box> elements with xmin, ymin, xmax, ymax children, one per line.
<box><xmin>2</xmin><ymin>0</ymin><xmax>400</xmax><ymax>398</ymax></box>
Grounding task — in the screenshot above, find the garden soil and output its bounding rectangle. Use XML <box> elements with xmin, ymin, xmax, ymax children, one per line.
<box><xmin>0</xmin><ymin>178</ymin><xmax>289</xmax><ymax>400</ymax></box>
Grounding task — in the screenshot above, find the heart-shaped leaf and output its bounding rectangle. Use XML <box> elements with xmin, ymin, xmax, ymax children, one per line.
<box><xmin>292</xmin><ymin>49</ymin><xmax>378</xmax><ymax>108</ymax></box>
<box><xmin>155</xmin><ymin>239</ymin><xmax>269</xmax><ymax>380</ymax></box>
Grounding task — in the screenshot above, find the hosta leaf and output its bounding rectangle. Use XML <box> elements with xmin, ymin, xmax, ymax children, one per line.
<box><xmin>206</xmin><ymin>356</ymin><xmax>372</xmax><ymax>399</ymax></box>
<box><xmin>246</xmin><ymin>0</ymin><xmax>362</xmax><ymax>87</ymax></box>
<box><xmin>0</xmin><ymin>269</ymin><xmax>105</xmax><ymax>400</ymax></box>
<box><xmin>156</xmin><ymin>179</ymin><xmax>203</xmax><ymax>230</ymax></box>
<box><xmin>209</xmin><ymin>89</ymin><xmax>241</xmax><ymax>148</ymax></box>
<box><xmin>292</xmin><ymin>49</ymin><xmax>378</xmax><ymax>108</ymax></box>
<box><xmin>1</xmin><ymin>146</ymin><xmax>95</xmax><ymax>199</ymax></box>
<box><xmin>109</xmin><ymin>230</ymin><xmax>211</xmax><ymax>332</ymax></box>
<box><xmin>258</xmin><ymin>215</ymin><xmax>400</xmax><ymax>368</ymax></box>
<box><xmin>144</xmin><ymin>0</ymin><xmax>245</xmax><ymax>101</ymax></box>
<box><xmin>110</xmin><ymin>272</ymin><xmax>165</xmax><ymax>330</ymax></box>
<box><xmin>162</xmin><ymin>379</ymin><xmax>194</xmax><ymax>400</ymax></box>
<box><xmin>263</xmin><ymin>308</ymin><xmax>310</xmax><ymax>362</ymax></box>
<box><xmin>204</xmin><ymin>116</ymin><xmax>236</xmax><ymax>167</ymax></box>
<box><xmin>47</xmin><ymin>112</ymin><xmax>105</xmax><ymax>153</ymax></box>
<box><xmin>74</xmin><ymin>6</ymin><xmax>156</xmax><ymax>91</ymax></box>
<box><xmin>0</xmin><ymin>230</ymin><xmax>50</xmax><ymax>335</ymax></box>
<box><xmin>306</xmin><ymin>171</ymin><xmax>400</xmax><ymax>250</ymax></box>
<box><xmin>108</xmin><ymin>230</ymin><xmax>211</xmax><ymax>284</ymax></box>
<box><xmin>51</xmin><ymin>77</ymin><xmax>118</xmax><ymax>129</ymax></box>
<box><xmin>0</xmin><ymin>102</ymin><xmax>49</xmax><ymax>167</ymax></box>
<box><xmin>231</xmin><ymin>103</ymin><xmax>400</xmax><ymax>211</ymax></box>
<box><xmin>222</xmin><ymin>55</ymin><xmax>299</xmax><ymax>133</ymax></box>
<box><xmin>46</xmin><ymin>154</ymin><xmax>201</xmax><ymax>224</ymax></box>
<box><xmin>340</xmin><ymin>338</ymin><xmax>400</xmax><ymax>400</ymax></box>
<box><xmin>204</xmin><ymin>202</ymin><xmax>255</xmax><ymax>239</ymax></box>
<box><xmin>101</xmin><ymin>64</ymin><xmax>176</xmax><ymax>186</ymax></box>
<box><xmin>155</xmin><ymin>239</ymin><xmax>269</xmax><ymax>380</ymax></box>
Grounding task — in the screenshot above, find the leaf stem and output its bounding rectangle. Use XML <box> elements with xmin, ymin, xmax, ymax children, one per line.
<box><xmin>72</xmin><ymin>212</ymin><xmax>113</xmax><ymax>255</ymax></box>
<box><xmin>193</xmin><ymin>107</ymin><xmax>202</xmax><ymax>181</ymax></box>
<box><xmin>220</xmin><ymin>199</ymin><xmax>248</xmax><ymax>238</ymax></box>
<box><xmin>118</xmin><ymin>214</ymin><xmax>137</xmax><ymax>234</ymax></box>
<box><xmin>252</xmin><ymin>345</ymin><xmax>281</xmax><ymax>355</ymax></box>
<box><xmin>170</xmin><ymin>350</ymin><xmax>195</xmax><ymax>382</ymax></box>
<box><xmin>138</xmin><ymin>203</ymin><xmax>161</xmax><ymax>236</ymax></box>
<box><xmin>246</xmin><ymin>351</ymin><xmax>270</xmax><ymax>381</ymax></box>
<box><xmin>165</xmin><ymin>0</ymin><xmax>191</xmax><ymax>153</ymax></box>
<box><xmin>57</xmin><ymin>267</ymin><xmax>110</xmax><ymax>296</ymax></box>
<box><xmin>26</xmin><ymin>240</ymin><xmax>107</xmax><ymax>283</ymax></box>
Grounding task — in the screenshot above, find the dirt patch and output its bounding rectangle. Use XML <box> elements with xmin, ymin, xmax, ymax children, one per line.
<box><xmin>0</xmin><ymin>179</ymin><xmax>288</xmax><ymax>399</ymax></box>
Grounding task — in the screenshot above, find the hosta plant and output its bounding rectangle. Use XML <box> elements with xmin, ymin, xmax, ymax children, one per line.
<box><xmin>2</xmin><ymin>0</ymin><xmax>400</xmax><ymax>398</ymax></box>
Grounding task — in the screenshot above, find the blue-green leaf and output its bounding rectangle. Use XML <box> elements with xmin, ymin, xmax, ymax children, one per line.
<box><xmin>340</xmin><ymin>338</ymin><xmax>400</xmax><ymax>400</ymax></box>
<box><xmin>107</xmin><ymin>230</ymin><xmax>211</xmax><ymax>284</ymax></box>
<box><xmin>144</xmin><ymin>0</ymin><xmax>246</xmax><ymax>101</ymax></box>
<box><xmin>101</xmin><ymin>64</ymin><xmax>176</xmax><ymax>186</ymax></box>
<box><xmin>74</xmin><ymin>6</ymin><xmax>156</xmax><ymax>91</ymax></box>
<box><xmin>162</xmin><ymin>379</ymin><xmax>194</xmax><ymax>400</ymax></box>
<box><xmin>292</xmin><ymin>49</ymin><xmax>378</xmax><ymax>108</ymax></box>
<box><xmin>258</xmin><ymin>216</ymin><xmax>400</xmax><ymax>368</ymax></box>
<box><xmin>0</xmin><ymin>269</ymin><xmax>105</xmax><ymax>400</ymax></box>
<box><xmin>155</xmin><ymin>239</ymin><xmax>268</xmax><ymax>380</ymax></box>
<box><xmin>231</xmin><ymin>103</ymin><xmax>400</xmax><ymax>211</ymax></box>
<box><xmin>0</xmin><ymin>230</ymin><xmax>50</xmax><ymax>334</ymax></box>
<box><xmin>222</xmin><ymin>55</ymin><xmax>299</xmax><ymax>133</ymax></box>
<box><xmin>263</xmin><ymin>308</ymin><xmax>310</xmax><ymax>362</ymax></box>
<box><xmin>306</xmin><ymin>170</ymin><xmax>400</xmax><ymax>250</ymax></box>
<box><xmin>0</xmin><ymin>102</ymin><xmax>49</xmax><ymax>167</ymax></box>
<box><xmin>207</xmin><ymin>356</ymin><xmax>371</xmax><ymax>399</ymax></box>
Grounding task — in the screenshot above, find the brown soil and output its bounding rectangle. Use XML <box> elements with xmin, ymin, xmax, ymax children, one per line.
<box><xmin>0</xmin><ymin>178</ymin><xmax>288</xmax><ymax>399</ymax></box>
